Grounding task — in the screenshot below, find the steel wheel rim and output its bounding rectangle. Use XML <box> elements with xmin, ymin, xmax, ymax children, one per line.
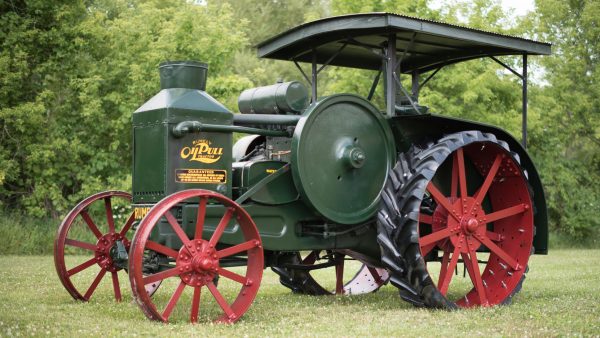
<box><xmin>54</xmin><ymin>190</ymin><xmax>134</xmax><ymax>302</ymax></box>
<box><xmin>418</xmin><ymin>142</ymin><xmax>534</xmax><ymax>306</ymax></box>
<box><xmin>297</xmin><ymin>250</ymin><xmax>388</xmax><ymax>295</ymax></box>
<box><xmin>129</xmin><ymin>189</ymin><xmax>263</xmax><ymax>323</ymax></box>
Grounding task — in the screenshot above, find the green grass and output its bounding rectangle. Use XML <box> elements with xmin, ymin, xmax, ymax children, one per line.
<box><xmin>1</xmin><ymin>250</ymin><xmax>599</xmax><ymax>337</ymax></box>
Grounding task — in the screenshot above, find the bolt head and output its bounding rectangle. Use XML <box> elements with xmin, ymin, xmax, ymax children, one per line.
<box><xmin>466</xmin><ymin>218</ymin><xmax>479</xmax><ymax>232</ymax></box>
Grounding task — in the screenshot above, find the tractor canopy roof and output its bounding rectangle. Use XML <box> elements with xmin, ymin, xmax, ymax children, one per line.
<box><xmin>257</xmin><ymin>12</ymin><xmax>551</xmax><ymax>73</ymax></box>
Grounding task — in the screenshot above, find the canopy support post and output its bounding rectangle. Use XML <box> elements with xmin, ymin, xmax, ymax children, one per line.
<box><xmin>311</xmin><ymin>49</ymin><xmax>318</xmax><ymax>103</ymax></box>
<box><xmin>488</xmin><ymin>54</ymin><xmax>529</xmax><ymax>149</ymax></box>
<box><xmin>412</xmin><ymin>70</ymin><xmax>420</xmax><ymax>100</ymax></box>
<box><xmin>293</xmin><ymin>60</ymin><xmax>311</xmax><ymax>84</ymax></box>
<box><xmin>385</xmin><ymin>34</ymin><xmax>396</xmax><ymax>116</ymax></box>
<box><xmin>367</xmin><ymin>67</ymin><xmax>382</xmax><ymax>101</ymax></box>
<box><xmin>522</xmin><ymin>54</ymin><xmax>528</xmax><ymax>149</ymax></box>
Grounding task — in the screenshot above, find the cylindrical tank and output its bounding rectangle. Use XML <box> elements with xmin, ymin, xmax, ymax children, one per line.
<box><xmin>238</xmin><ymin>81</ymin><xmax>309</xmax><ymax>114</ymax></box>
<box><xmin>159</xmin><ymin>60</ymin><xmax>208</xmax><ymax>91</ymax></box>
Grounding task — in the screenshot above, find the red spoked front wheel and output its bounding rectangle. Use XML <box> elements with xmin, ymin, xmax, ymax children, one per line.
<box><xmin>54</xmin><ymin>191</ymin><xmax>134</xmax><ymax>302</ymax></box>
<box><xmin>129</xmin><ymin>189</ymin><xmax>263</xmax><ymax>323</ymax></box>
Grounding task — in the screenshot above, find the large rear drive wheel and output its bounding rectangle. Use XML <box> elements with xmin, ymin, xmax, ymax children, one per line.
<box><xmin>54</xmin><ymin>191</ymin><xmax>134</xmax><ymax>302</ymax></box>
<box><xmin>377</xmin><ymin>131</ymin><xmax>534</xmax><ymax>308</ymax></box>
<box><xmin>272</xmin><ymin>250</ymin><xmax>388</xmax><ymax>295</ymax></box>
<box><xmin>129</xmin><ymin>189</ymin><xmax>263</xmax><ymax>323</ymax></box>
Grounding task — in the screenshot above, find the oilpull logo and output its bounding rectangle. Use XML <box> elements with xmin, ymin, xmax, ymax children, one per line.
<box><xmin>180</xmin><ymin>139</ymin><xmax>223</xmax><ymax>164</ymax></box>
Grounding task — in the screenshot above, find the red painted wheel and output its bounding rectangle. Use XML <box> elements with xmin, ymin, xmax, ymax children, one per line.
<box><xmin>273</xmin><ymin>250</ymin><xmax>388</xmax><ymax>295</ymax></box>
<box><xmin>129</xmin><ymin>189</ymin><xmax>263</xmax><ymax>323</ymax></box>
<box><xmin>54</xmin><ymin>191</ymin><xmax>134</xmax><ymax>302</ymax></box>
<box><xmin>419</xmin><ymin>140</ymin><xmax>534</xmax><ymax>307</ymax></box>
<box><xmin>377</xmin><ymin>131</ymin><xmax>535</xmax><ymax>308</ymax></box>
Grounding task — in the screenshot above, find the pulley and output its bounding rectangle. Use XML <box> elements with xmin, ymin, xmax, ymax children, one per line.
<box><xmin>291</xmin><ymin>94</ymin><xmax>395</xmax><ymax>224</ymax></box>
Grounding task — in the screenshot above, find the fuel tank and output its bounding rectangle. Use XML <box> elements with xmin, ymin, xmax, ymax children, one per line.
<box><xmin>131</xmin><ymin>61</ymin><xmax>233</xmax><ymax>205</ymax></box>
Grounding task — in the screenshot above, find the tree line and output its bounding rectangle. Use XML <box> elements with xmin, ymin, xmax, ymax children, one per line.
<box><xmin>0</xmin><ymin>0</ymin><xmax>598</xmax><ymax>238</ymax></box>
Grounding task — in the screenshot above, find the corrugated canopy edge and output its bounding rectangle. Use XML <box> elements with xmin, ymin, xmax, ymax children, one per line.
<box><xmin>257</xmin><ymin>12</ymin><xmax>551</xmax><ymax>73</ymax></box>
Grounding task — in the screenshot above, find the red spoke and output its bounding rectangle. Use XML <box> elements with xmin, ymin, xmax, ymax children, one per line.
<box><xmin>145</xmin><ymin>240</ymin><xmax>180</xmax><ymax>259</ymax></box>
<box><xmin>427</xmin><ymin>183</ymin><xmax>459</xmax><ymax>221</ymax></box>
<box><xmin>451</xmin><ymin>151</ymin><xmax>459</xmax><ymax>198</ymax></box>
<box><xmin>485</xmin><ymin>204</ymin><xmax>527</xmax><ymax>224</ymax></box>
<box><xmin>111</xmin><ymin>271</ymin><xmax>122</xmax><ymax>302</ymax></box>
<box><xmin>162</xmin><ymin>281</ymin><xmax>186</xmax><ymax>321</ymax></box>
<box><xmin>335</xmin><ymin>254</ymin><xmax>345</xmax><ymax>294</ymax></box>
<box><xmin>143</xmin><ymin>267</ymin><xmax>181</xmax><ymax>285</ymax></box>
<box><xmin>438</xmin><ymin>250</ymin><xmax>450</xmax><ymax>289</ymax></box>
<box><xmin>207</xmin><ymin>281</ymin><xmax>235</xmax><ymax>319</ymax></box>
<box><xmin>67</xmin><ymin>257</ymin><xmax>97</xmax><ymax>276</ymax></box>
<box><xmin>419</xmin><ymin>228</ymin><xmax>452</xmax><ymax>248</ymax></box>
<box><xmin>84</xmin><ymin>268</ymin><xmax>107</xmax><ymax>300</ymax></box>
<box><xmin>419</xmin><ymin>214</ymin><xmax>434</xmax><ymax>224</ymax></box>
<box><xmin>302</xmin><ymin>250</ymin><xmax>319</xmax><ymax>265</ymax></box>
<box><xmin>217</xmin><ymin>240</ymin><xmax>259</xmax><ymax>259</ymax></box>
<box><xmin>476</xmin><ymin>234</ymin><xmax>521</xmax><ymax>270</ymax></box>
<box><xmin>456</xmin><ymin>148</ymin><xmax>468</xmax><ymax>198</ymax></box>
<box><xmin>367</xmin><ymin>267</ymin><xmax>384</xmax><ymax>285</ymax></box>
<box><xmin>208</xmin><ymin>208</ymin><xmax>235</xmax><ymax>247</ymax></box>
<box><xmin>420</xmin><ymin>243</ymin><xmax>436</xmax><ymax>257</ymax></box>
<box><xmin>104</xmin><ymin>197</ymin><xmax>115</xmax><ymax>234</ymax></box>
<box><xmin>80</xmin><ymin>210</ymin><xmax>102</xmax><ymax>239</ymax></box>
<box><xmin>460</xmin><ymin>253</ymin><xmax>476</xmax><ymax>285</ymax></box>
<box><xmin>119</xmin><ymin>212</ymin><xmax>135</xmax><ymax>236</ymax></box>
<box><xmin>164</xmin><ymin>211</ymin><xmax>190</xmax><ymax>245</ymax></box>
<box><xmin>486</xmin><ymin>231</ymin><xmax>503</xmax><ymax>242</ymax></box>
<box><xmin>190</xmin><ymin>286</ymin><xmax>201</xmax><ymax>324</ymax></box>
<box><xmin>465</xmin><ymin>242</ymin><xmax>488</xmax><ymax>305</ymax></box>
<box><xmin>217</xmin><ymin>268</ymin><xmax>247</xmax><ymax>284</ymax></box>
<box><xmin>474</xmin><ymin>154</ymin><xmax>502</xmax><ymax>205</ymax></box>
<box><xmin>437</xmin><ymin>249</ymin><xmax>451</xmax><ymax>291</ymax></box>
<box><xmin>65</xmin><ymin>238</ymin><xmax>97</xmax><ymax>252</ymax></box>
<box><xmin>438</xmin><ymin>246</ymin><xmax>460</xmax><ymax>295</ymax></box>
<box><xmin>194</xmin><ymin>197</ymin><xmax>208</xmax><ymax>240</ymax></box>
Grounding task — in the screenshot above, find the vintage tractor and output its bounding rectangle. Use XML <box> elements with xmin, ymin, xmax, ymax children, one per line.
<box><xmin>54</xmin><ymin>13</ymin><xmax>550</xmax><ymax>323</ymax></box>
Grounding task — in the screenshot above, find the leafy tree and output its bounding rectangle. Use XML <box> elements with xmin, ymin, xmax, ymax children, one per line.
<box><xmin>0</xmin><ymin>0</ymin><xmax>248</xmax><ymax>217</ymax></box>
<box><xmin>216</xmin><ymin>0</ymin><xmax>328</xmax><ymax>90</ymax></box>
<box><xmin>525</xmin><ymin>0</ymin><xmax>600</xmax><ymax>237</ymax></box>
<box><xmin>0</xmin><ymin>0</ymin><xmax>89</xmax><ymax>216</ymax></box>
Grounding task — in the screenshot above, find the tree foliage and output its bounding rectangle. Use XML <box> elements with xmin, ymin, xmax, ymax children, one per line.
<box><xmin>0</xmin><ymin>0</ymin><xmax>597</xmax><ymax>238</ymax></box>
<box><xmin>0</xmin><ymin>0</ymin><xmax>247</xmax><ymax>216</ymax></box>
<box><xmin>525</xmin><ymin>0</ymin><xmax>600</xmax><ymax>236</ymax></box>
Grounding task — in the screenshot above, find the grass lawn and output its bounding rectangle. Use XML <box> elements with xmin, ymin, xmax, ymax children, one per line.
<box><xmin>0</xmin><ymin>249</ymin><xmax>599</xmax><ymax>337</ymax></box>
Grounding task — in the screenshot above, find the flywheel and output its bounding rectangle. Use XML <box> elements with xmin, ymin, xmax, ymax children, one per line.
<box><xmin>291</xmin><ymin>94</ymin><xmax>395</xmax><ymax>224</ymax></box>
